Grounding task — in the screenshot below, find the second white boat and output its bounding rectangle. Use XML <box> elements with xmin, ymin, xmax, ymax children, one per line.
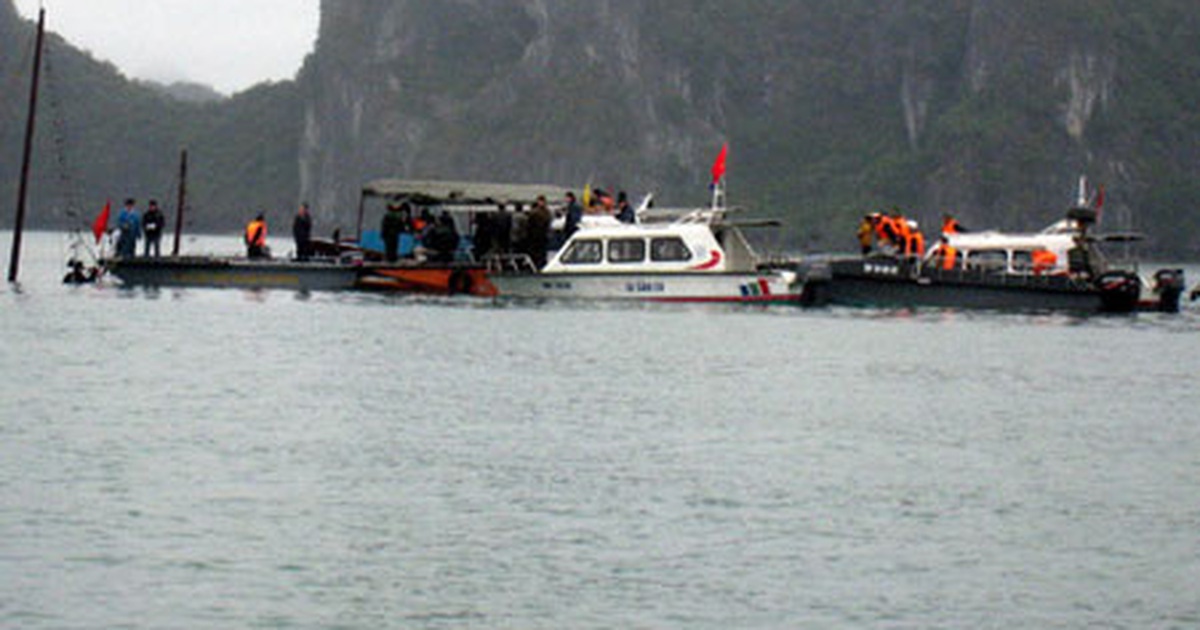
<box><xmin>489</xmin><ymin>207</ymin><xmax>802</xmax><ymax>304</ymax></box>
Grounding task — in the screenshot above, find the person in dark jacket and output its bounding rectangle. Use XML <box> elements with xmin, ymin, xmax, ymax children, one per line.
<box><xmin>615</xmin><ymin>191</ymin><xmax>635</xmax><ymax>224</ymax></box>
<box><xmin>563</xmin><ymin>191</ymin><xmax>583</xmax><ymax>240</ymax></box>
<box><xmin>524</xmin><ymin>195</ymin><xmax>552</xmax><ymax>268</ymax></box>
<box><xmin>381</xmin><ymin>202</ymin><xmax>410</xmax><ymax>262</ymax></box>
<box><xmin>142</xmin><ymin>199</ymin><xmax>165</xmax><ymax>257</ymax></box>
<box><xmin>293</xmin><ymin>202</ymin><xmax>313</xmax><ymax>261</ymax></box>
<box><xmin>424</xmin><ymin>211</ymin><xmax>460</xmax><ymax>263</ymax></box>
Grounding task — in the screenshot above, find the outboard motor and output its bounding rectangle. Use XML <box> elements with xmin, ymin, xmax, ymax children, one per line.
<box><xmin>1095</xmin><ymin>270</ymin><xmax>1141</xmax><ymax>313</ymax></box>
<box><xmin>1152</xmin><ymin>268</ymin><xmax>1185</xmax><ymax>313</ymax></box>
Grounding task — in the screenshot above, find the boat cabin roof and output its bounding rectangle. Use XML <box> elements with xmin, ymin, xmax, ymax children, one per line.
<box><xmin>946</xmin><ymin>230</ymin><xmax>1076</xmax><ymax>252</ymax></box>
<box><xmin>361</xmin><ymin>179</ymin><xmax>574</xmax><ymax>206</ymax></box>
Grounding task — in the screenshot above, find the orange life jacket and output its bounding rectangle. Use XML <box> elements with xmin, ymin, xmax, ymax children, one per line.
<box><xmin>1032</xmin><ymin>249</ymin><xmax>1057</xmax><ymax>274</ymax></box>
<box><xmin>909</xmin><ymin>229</ymin><xmax>925</xmax><ymax>257</ymax></box>
<box><xmin>938</xmin><ymin>243</ymin><xmax>957</xmax><ymax>270</ymax></box>
<box><xmin>245</xmin><ymin>219</ymin><xmax>266</xmax><ymax>247</ymax></box>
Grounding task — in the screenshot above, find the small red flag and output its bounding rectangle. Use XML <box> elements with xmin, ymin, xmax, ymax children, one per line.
<box><xmin>91</xmin><ymin>200</ymin><xmax>111</xmax><ymax>244</ymax></box>
<box><xmin>710</xmin><ymin>144</ymin><xmax>728</xmax><ymax>185</ymax></box>
<box><xmin>1093</xmin><ymin>184</ymin><xmax>1105</xmax><ymax>210</ymax></box>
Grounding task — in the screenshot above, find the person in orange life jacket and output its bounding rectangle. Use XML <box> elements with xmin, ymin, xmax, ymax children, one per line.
<box><xmin>906</xmin><ymin>221</ymin><xmax>926</xmax><ymax>257</ymax></box>
<box><xmin>941</xmin><ymin>213</ymin><xmax>967</xmax><ymax>235</ymax></box>
<box><xmin>874</xmin><ymin>213</ymin><xmax>898</xmax><ymax>251</ymax></box>
<box><xmin>934</xmin><ymin>236</ymin><xmax>957</xmax><ymax>270</ymax></box>
<box><xmin>245</xmin><ymin>213</ymin><xmax>269</xmax><ymax>259</ymax></box>
<box><xmin>891</xmin><ymin>212</ymin><xmax>917</xmax><ymax>256</ymax></box>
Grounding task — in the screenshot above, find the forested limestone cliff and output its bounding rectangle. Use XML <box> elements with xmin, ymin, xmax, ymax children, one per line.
<box><xmin>3</xmin><ymin>0</ymin><xmax>1198</xmax><ymax>254</ymax></box>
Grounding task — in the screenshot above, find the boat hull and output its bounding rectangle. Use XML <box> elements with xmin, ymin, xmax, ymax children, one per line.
<box><xmin>104</xmin><ymin>257</ymin><xmax>361</xmax><ymax>291</ymax></box>
<box><xmin>491</xmin><ymin>271</ymin><xmax>802</xmax><ymax>303</ymax></box>
<box><xmin>356</xmin><ymin>264</ymin><xmax>498</xmax><ymax>297</ymax></box>
<box><xmin>804</xmin><ymin>257</ymin><xmax>1178</xmax><ymax>313</ymax></box>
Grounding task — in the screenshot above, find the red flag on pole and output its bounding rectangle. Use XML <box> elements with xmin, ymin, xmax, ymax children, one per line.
<box><xmin>91</xmin><ymin>200</ymin><xmax>111</xmax><ymax>244</ymax></box>
<box><xmin>710</xmin><ymin>144</ymin><xmax>728</xmax><ymax>185</ymax></box>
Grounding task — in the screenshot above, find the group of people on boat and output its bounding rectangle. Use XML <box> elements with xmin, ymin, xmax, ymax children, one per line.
<box><xmin>112</xmin><ymin>197</ymin><xmax>166</xmax><ymax>258</ymax></box>
<box><xmin>855</xmin><ymin>209</ymin><xmax>1075</xmax><ymax>276</ymax></box>
<box><xmin>380</xmin><ymin>202</ymin><xmax>462</xmax><ymax>263</ymax></box>
<box><xmin>856</xmin><ymin>209</ymin><xmax>929</xmax><ymax>258</ymax></box>
<box><xmin>470</xmin><ymin>196</ymin><xmax>555</xmax><ymax>268</ymax></box>
<box><xmin>369</xmin><ymin>187</ymin><xmax>632</xmax><ymax>269</ymax></box>
<box><xmin>238</xmin><ymin>202</ymin><xmax>329</xmax><ymax>261</ymax></box>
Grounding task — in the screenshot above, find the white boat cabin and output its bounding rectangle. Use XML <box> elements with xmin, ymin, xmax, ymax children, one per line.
<box><xmin>935</xmin><ymin>229</ymin><xmax>1077</xmax><ymax>274</ymax></box>
<box><xmin>541</xmin><ymin>215</ymin><xmax>760</xmax><ymax>275</ymax></box>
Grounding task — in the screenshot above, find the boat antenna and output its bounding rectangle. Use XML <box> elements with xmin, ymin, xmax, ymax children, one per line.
<box><xmin>7</xmin><ymin>8</ymin><xmax>46</xmax><ymax>284</ymax></box>
<box><xmin>172</xmin><ymin>149</ymin><xmax>188</xmax><ymax>256</ymax></box>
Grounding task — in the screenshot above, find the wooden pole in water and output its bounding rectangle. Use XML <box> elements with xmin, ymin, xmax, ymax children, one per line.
<box><xmin>172</xmin><ymin>149</ymin><xmax>188</xmax><ymax>256</ymax></box>
<box><xmin>7</xmin><ymin>8</ymin><xmax>46</xmax><ymax>283</ymax></box>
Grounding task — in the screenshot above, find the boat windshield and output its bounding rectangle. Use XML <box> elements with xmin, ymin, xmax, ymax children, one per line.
<box><xmin>561</xmin><ymin>239</ymin><xmax>603</xmax><ymax>264</ymax></box>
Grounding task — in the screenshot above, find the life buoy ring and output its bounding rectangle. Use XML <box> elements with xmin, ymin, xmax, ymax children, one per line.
<box><xmin>447</xmin><ymin>269</ymin><xmax>473</xmax><ymax>295</ymax></box>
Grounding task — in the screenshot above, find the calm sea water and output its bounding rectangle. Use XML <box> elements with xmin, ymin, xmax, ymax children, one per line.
<box><xmin>3</xmin><ymin>231</ymin><xmax>1200</xmax><ymax>629</ymax></box>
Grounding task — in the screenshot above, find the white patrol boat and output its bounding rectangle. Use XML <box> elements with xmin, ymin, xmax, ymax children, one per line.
<box><xmin>804</xmin><ymin>179</ymin><xmax>1186</xmax><ymax>313</ymax></box>
<box><xmin>488</xmin><ymin>205</ymin><xmax>802</xmax><ymax>303</ymax></box>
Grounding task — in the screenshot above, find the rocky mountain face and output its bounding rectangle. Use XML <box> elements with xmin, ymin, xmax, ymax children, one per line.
<box><xmin>3</xmin><ymin>0</ymin><xmax>1198</xmax><ymax>254</ymax></box>
<box><xmin>297</xmin><ymin>0</ymin><xmax>1200</xmax><ymax>253</ymax></box>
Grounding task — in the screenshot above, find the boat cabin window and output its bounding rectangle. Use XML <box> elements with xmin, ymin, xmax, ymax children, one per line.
<box><xmin>650</xmin><ymin>237</ymin><xmax>692</xmax><ymax>262</ymax></box>
<box><xmin>965</xmin><ymin>249</ymin><xmax>1007</xmax><ymax>271</ymax></box>
<box><xmin>1011</xmin><ymin>250</ymin><xmax>1033</xmax><ymax>273</ymax></box>
<box><xmin>608</xmin><ymin>238</ymin><xmax>646</xmax><ymax>264</ymax></box>
<box><xmin>561</xmin><ymin>239</ymin><xmax>603</xmax><ymax>265</ymax></box>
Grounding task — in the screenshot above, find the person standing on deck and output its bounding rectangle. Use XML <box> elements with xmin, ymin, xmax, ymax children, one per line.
<box><xmin>142</xmin><ymin>199</ymin><xmax>164</xmax><ymax>257</ymax></box>
<box><xmin>381</xmin><ymin>202</ymin><xmax>409</xmax><ymax>263</ymax></box>
<box><xmin>245</xmin><ymin>213</ymin><xmax>269</xmax><ymax>259</ymax></box>
<box><xmin>494</xmin><ymin>203</ymin><xmax>513</xmax><ymax>254</ymax></box>
<box><xmin>115</xmin><ymin>198</ymin><xmax>141</xmax><ymax>258</ymax></box>
<box><xmin>857</xmin><ymin>215</ymin><xmax>875</xmax><ymax>255</ymax></box>
<box><xmin>563</xmin><ymin>191</ymin><xmax>583</xmax><ymax>240</ymax></box>
<box><xmin>616</xmin><ymin>191</ymin><xmax>635</xmax><ymax>224</ymax></box>
<box><xmin>941</xmin><ymin>213</ymin><xmax>966</xmax><ymax>235</ymax></box>
<box><xmin>525</xmin><ymin>195</ymin><xmax>552</xmax><ymax>269</ymax></box>
<box><xmin>293</xmin><ymin>202</ymin><xmax>313</xmax><ymax>261</ymax></box>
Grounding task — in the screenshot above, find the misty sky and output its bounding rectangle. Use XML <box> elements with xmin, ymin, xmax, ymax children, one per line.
<box><xmin>13</xmin><ymin>0</ymin><xmax>319</xmax><ymax>95</ymax></box>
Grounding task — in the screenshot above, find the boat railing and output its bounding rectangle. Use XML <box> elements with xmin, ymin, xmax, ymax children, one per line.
<box><xmin>485</xmin><ymin>253</ymin><xmax>539</xmax><ymax>275</ymax></box>
<box><xmin>923</xmin><ymin>264</ymin><xmax>1094</xmax><ymax>290</ymax></box>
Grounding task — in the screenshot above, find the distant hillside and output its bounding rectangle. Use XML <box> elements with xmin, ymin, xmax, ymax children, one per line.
<box><xmin>0</xmin><ymin>0</ymin><xmax>302</xmax><ymax>235</ymax></box>
<box><xmin>3</xmin><ymin>0</ymin><xmax>1199</xmax><ymax>256</ymax></box>
<box><xmin>139</xmin><ymin>80</ymin><xmax>227</xmax><ymax>104</ymax></box>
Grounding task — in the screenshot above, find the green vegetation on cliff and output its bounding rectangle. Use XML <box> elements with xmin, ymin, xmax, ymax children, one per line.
<box><xmin>2</xmin><ymin>0</ymin><xmax>1198</xmax><ymax>255</ymax></box>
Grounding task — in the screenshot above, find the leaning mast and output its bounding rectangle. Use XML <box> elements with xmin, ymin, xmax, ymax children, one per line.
<box><xmin>7</xmin><ymin>8</ymin><xmax>46</xmax><ymax>283</ymax></box>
